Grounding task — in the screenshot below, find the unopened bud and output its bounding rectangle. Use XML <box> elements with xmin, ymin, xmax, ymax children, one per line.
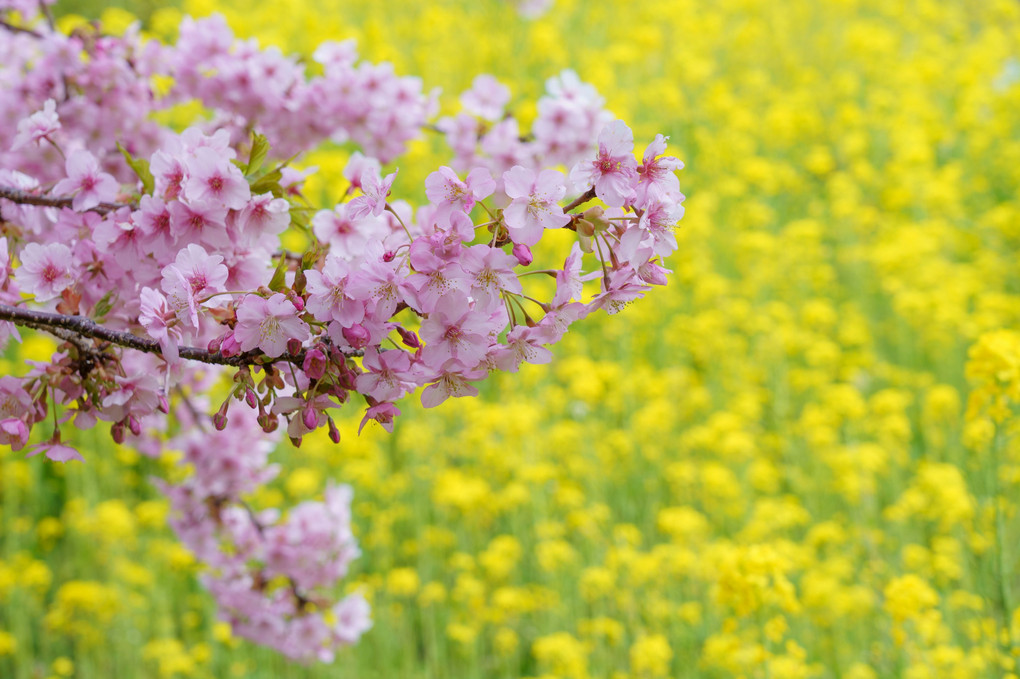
<box><xmin>220</xmin><ymin>332</ymin><xmax>241</xmax><ymax>357</ymax></box>
<box><xmin>287</xmin><ymin>291</ymin><xmax>305</xmax><ymax>312</ymax></box>
<box><xmin>207</xmin><ymin>336</ymin><xmax>222</xmax><ymax>353</ymax></box>
<box><xmin>302</xmin><ymin>348</ymin><xmax>328</xmax><ymax>380</ymax></box>
<box><xmin>127</xmin><ymin>415</ymin><xmax>141</xmax><ymax>437</ymax></box>
<box><xmin>302</xmin><ymin>406</ymin><xmax>318</xmax><ymax>430</ymax></box>
<box><xmin>342</xmin><ymin>324</ymin><xmax>371</xmax><ymax>349</ymax></box>
<box><xmin>327</xmin><ymin>416</ymin><xmax>341</xmax><ymax>444</ymax></box>
<box><xmin>582</xmin><ymin>206</ymin><xmax>609</xmax><ymax>230</ymax></box>
<box><xmin>383</xmin><ymin>250</ymin><xmax>396</xmax><ymax>262</ymax></box>
<box><xmin>213</xmin><ymin>411</ymin><xmax>228</xmax><ymax>431</ymax></box>
<box><xmin>576</xmin><ymin>218</ymin><xmax>595</xmax><ymax>238</ymax></box>
<box><xmin>287</xmin><ymin>338</ymin><xmax>304</xmax><ymax>356</ymax></box>
<box><xmin>396</xmin><ymin>326</ymin><xmax>421</xmax><ymax>349</ymax></box>
<box><xmin>290</xmin><ymin>435</ymin><xmax>302</xmax><ymax>448</ymax></box>
<box><xmin>245</xmin><ymin>389</ymin><xmax>257</xmax><ymax>409</ymax></box>
<box><xmin>158</xmin><ymin>394</ymin><xmax>170</xmax><ymax>414</ymax></box>
<box><xmin>512</xmin><ymin>243</ymin><xmax>533</xmax><ymax>267</ymax></box>
<box><xmin>111</xmin><ymin>421</ymin><xmax>125</xmax><ymax>444</ymax></box>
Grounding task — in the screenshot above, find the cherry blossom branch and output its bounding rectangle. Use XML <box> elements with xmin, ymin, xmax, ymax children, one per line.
<box><xmin>0</xmin><ymin>303</ymin><xmax>318</xmax><ymax>367</ymax></box>
<box><xmin>562</xmin><ymin>187</ymin><xmax>596</xmax><ymax>213</ymax></box>
<box><xmin>0</xmin><ymin>185</ymin><xmax>134</xmax><ymax>215</ymax></box>
<box><xmin>0</xmin><ymin>18</ymin><xmax>43</xmax><ymax>37</ymax></box>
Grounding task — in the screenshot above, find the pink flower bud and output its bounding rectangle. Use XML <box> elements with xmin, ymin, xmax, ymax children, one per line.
<box><xmin>207</xmin><ymin>336</ymin><xmax>222</xmax><ymax>353</ymax></box>
<box><xmin>245</xmin><ymin>389</ymin><xmax>257</xmax><ymax>409</ymax></box>
<box><xmin>396</xmin><ymin>326</ymin><xmax>421</xmax><ymax>349</ymax></box>
<box><xmin>287</xmin><ymin>338</ymin><xmax>304</xmax><ymax>356</ymax></box>
<box><xmin>512</xmin><ymin>243</ymin><xmax>533</xmax><ymax>266</ymax></box>
<box><xmin>383</xmin><ymin>250</ymin><xmax>396</xmax><ymax>262</ymax></box>
<box><xmin>111</xmin><ymin>421</ymin><xmax>125</xmax><ymax>444</ymax></box>
<box><xmin>288</xmin><ymin>292</ymin><xmax>305</xmax><ymax>312</ymax></box>
<box><xmin>327</xmin><ymin>416</ymin><xmax>341</xmax><ymax>444</ymax></box>
<box><xmin>302</xmin><ymin>406</ymin><xmax>318</xmax><ymax>430</ymax></box>
<box><xmin>302</xmin><ymin>348</ymin><xmax>328</xmax><ymax>380</ymax></box>
<box><xmin>220</xmin><ymin>332</ymin><xmax>241</xmax><ymax>357</ymax></box>
<box><xmin>158</xmin><ymin>394</ymin><xmax>170</xmax><ymax>414</ymax></box>
<box><xmin>290</xmin><ymin>435</ymin><xmax>302</xmax><ymax>448</ymax></box>
<box><xmin>213</xmin><ymin>411</ymin><xmax>228</xmax><ymax>430</ymax></box>
<box><xmin>342</xmin><ymin>324</ymin><xmax>370</xmax><ymax>349</ymax></box>
<box><xmin>127</xmin><ymin>416</ymin><xmax>141</xmax><ymax>436</ymax></box>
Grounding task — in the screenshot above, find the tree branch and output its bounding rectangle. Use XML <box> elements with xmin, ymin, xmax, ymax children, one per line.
<box><xmin>0</xmin><ymin>303</ymin><xmax>311</xmax><ymax>367</ymax></box>
<box><xmin>0</xmin><ymin>19</ymin><xmax>43</xmax><ymax>38</ymax></box>
<box><xmin>0</xmin><ymin>185</ymin><xmax>134</xmax><ymax>216</ymax></box>
<box><xmin>563</xmin><ymin>187</ymin><xmax>596</xmax><ymax>213</ymax></box>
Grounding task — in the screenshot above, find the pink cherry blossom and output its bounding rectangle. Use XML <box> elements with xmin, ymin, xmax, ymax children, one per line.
<box><xmin>424</xmin><ymin>166</ymin><xmax>495</xmax><ymax>226</ymax></box>
<box><xmin>184</xmin><ymin>146</ymin><xmax>251</xmax><ymax>210</ymax></box>
<box><xmin>502</xmin><ymin>166</ymin><xmax>571</xmax><ymax>246</ymax></box>
<box><xmin>635</xmin><ymin>133</ymin><xmax>684</xmax><ymax>207</ymax></box>
<box><xmin>569</xmin><ymin>120</ymin><xmax>639</xmax><ymax>208</ymax></box>
<box><xmin>460</xmin><ymin>74</ymin><xmax>510</xmax><ymax>122</ymax></box>
<box><xmin>17</xmin><ymin>242</ymin><xmax>76</xmax><ymax>301</ymax></box>
<box><xmin>234</xmin><ymin>293</ymin><xmax>310</xmax><ymax>357</ymax></box>
<box><xmin>11</xmin><ymin>98</ymin><xmax>60</xmax><ymax>151</ymax></box>
<box><xmin>52</xmin><ymin>149</ymin><xmax>120</xmax><ymax>211</ymax></box>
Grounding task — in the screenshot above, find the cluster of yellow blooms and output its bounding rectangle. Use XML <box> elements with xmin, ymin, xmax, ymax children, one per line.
<box><xmin>3</xmin><ymin>0</ymin><xmax>1020</xmax><ymax>677</ymax></box>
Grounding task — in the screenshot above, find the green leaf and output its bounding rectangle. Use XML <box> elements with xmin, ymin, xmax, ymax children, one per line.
<box><xmin>267</xmin><ymin>256</ymin><xmax>288</xmax><ymax>292</ymax></box>
<box><xmin>93</xmin><ymin>290</ymin><xmax>117</xmax><ymax>322</ymax></box>
<box><xmin>246</xmin><ymin>132</ymin><xmax>271</xmax><ymax>177</ymax></box>
<box><xmin>249</xmin><ymin>169</ymin><xmax>283</xmax><ymax>197</ymax></box>
<box><xmin>117</xmin><ymin>142</ymin><xmax>154</xmax><ymax>195</ymax></box>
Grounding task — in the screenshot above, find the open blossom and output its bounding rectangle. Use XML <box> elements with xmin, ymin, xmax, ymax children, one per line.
<box><xmin>569</xmin><ymin>119</ymin><xmax>639</xmax><ymax>208</ymax></box>
<box><xmin>424</xmin><ymin>166</ymin><xmax>495</xmax><ymax>226</ymax></box>
<box><xmin>184</xmin><ymin>146</ymin><xmax>251</xmax><ymax>210</ymax></box>
<box><xmin>235</xmin><ymin>293</ymin><xmax>310</xmax><ymax>357</ymax></box>
<box><xmin>165</xmin><ymin>244</ymin><xmax>229</xmax><ymax>299</ymax></box>
<box><xmin>460</xmin><ymin>74</ymin><xmax>511</xmax><ymax>121</ymax></box>
<box><xmin>26</xmin><ymin>438</ymin><xmax>85</xmax><ymax>463</ymax></box>
<box><xmin>348</xmin><ymin>168</ymin><xmax>397</xmax><ymax>219</ymax></box>
<box><xmin>139</xmin><ymin>287</ymin><xmax>182</xmax><ymax>363</ymax></box>
<box><xmin>11</xmin><ymin>98</ymin><xmax>60</xmax><ymax>151</ymax></box>
<box><xmin>17</xmin><ymin>242</ymin><xmax>76</xmax><ymax>301</ymax></box>
<box><xmin>52</xmin><ymin>149</ymin><xmax>120</xmax><ymax>211</ymax></box>
<box><xmin>502</xmin><ymin>166</ymin><xmax>571</xmax><ymax>246</ymax></box>
<box><xmin>634</xmin><ymin>133</ymin><xmax>684</xmax><ymax>207</ymax></box>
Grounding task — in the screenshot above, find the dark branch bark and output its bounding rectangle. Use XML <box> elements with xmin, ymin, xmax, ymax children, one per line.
<box><xmin>0</xmin><ymin>185</ymin><xmax>134</xmax><ymax>216</ymax></box>
<box><xmin>563</xmin><ymin>187</ymin><xmax>596</xmax><ymax>213</ymax></box>
<box><xmin>0</xmin><ymin>303</ymin><xmax>308</xmax><ymax>367</ymax></box>
<box><xmin>0</xmin><ymin>19</ymin><xmax>43</xmax><ymax>38</ymax></box>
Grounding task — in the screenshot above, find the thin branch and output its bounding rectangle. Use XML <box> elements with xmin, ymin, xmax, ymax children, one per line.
<box><xmin>563</xmin><ymin>187</ymin><xmax>596</xmax><ymax>213</ymax></box>
<box><xmin>0</xmin><ymin>19</ymin><xmax>44</xmax><ymax>38</ymax></box>
<box><xmin>0</xmin><ymin>185</ymin><xmax>134</xmax><ymax>216</ymax></box>
<box><xmin>0</xmin><ymin>303</ymin><xmax>338</xmax><ymax>367</ymax></box>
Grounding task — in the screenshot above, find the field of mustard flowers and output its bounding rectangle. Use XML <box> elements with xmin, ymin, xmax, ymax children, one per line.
<box><xmin>4</xmin><ymin>0</ymin><xmax>1020</xmax><ymax>677</ymax></box>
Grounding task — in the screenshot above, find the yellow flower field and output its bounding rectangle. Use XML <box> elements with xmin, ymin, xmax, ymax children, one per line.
<box><xmin>3</xmin><ymin>0</ymin><xmax>1020</xmax><ymax>677</ymax></box>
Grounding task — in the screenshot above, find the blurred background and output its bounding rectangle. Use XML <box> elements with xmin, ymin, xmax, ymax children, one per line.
<box><xmin>3</xmin><ymin>0</ymin><xmax>1020</xmax><ymax>677</ymax></box>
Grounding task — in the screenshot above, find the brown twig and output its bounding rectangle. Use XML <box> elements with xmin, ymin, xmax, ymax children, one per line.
<box><xmin>0</xmin><ymin>185</ymin><xmax>135</xmax><ymax>216</ymax></box>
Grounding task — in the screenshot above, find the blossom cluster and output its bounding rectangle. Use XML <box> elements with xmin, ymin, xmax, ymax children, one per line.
<box><xmin>0</xmin><ymin>2</ymin><xmax>683</xmax><ymax>662</ymax></box>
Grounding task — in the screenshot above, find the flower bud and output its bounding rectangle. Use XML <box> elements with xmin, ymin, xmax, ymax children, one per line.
<box><xmin>396</xmin><ymin>326</ymin><xmax>421</xmax><ymax>349</ymax></box>
<box><xmin>213</xmin><ymin>411</ymin><xmax>228</xmax><ymax>431</ymax></box>
<box><xmin>287</xmin><ymin>338</ymin><xmax>304</xmax><ymax>356</ymax></box>
<box><xmin>383</xmin><ymin>250</ymin><xmax>396</xmax><ymax>262</ymax></box>
<box><xmin>158</xmin><ymin>394</ymin><xmax>170</xmax><ymax>414</ymax></box>
<box><xmin>207</xmin><ymin>336</ymin><xmax>222</xmax><ymax>353</ymax></box>
<box><xmin>327</xmin><ymin>416</ymin><xmax>341</xmax><ymax>444</ymax></box>
<box><xmin>127</xmin><ymin>415</ymin><xmax>141</xmax><ymax>437</ymax></box>
<box><xmin>303</xmin><ymin>406</ymin><xmax>318</xmax><ymax>430</ymax></box>
<box><xmin>512</xmin><ymin>243</ymin><xmax>533</xmax><ymax>266</ymax></box>
<box><xmin>582</xmin><ymin>206</ymin><xmax>609</xmax><ymax>231</ymax></box>
<box><xmin>220</xmin><ymin>332</ymin><xmax>241</xmax><ymax>357</ymax></box>
<box><xmin>245</xmin><ymin>389</ymin><xmax>257</xmax><ymax>409</ymax></box>
<box><xmin>576</xmin><ymin>218</ymin><xmax>595</xmax><ymax>238</ymax></box>
<box><xmin>290</xmin><ymin>435</ymin><xmax>302</xmax><ymax>448</ymax></box>
<box><xmin>302</xmin><ymin>347</ymin><xmax>328</xmax><ymax>380</ymax></box>
<box><xmin>342</xmin><ymin>324</ymin><xmax>370</xmax><ymax>349</ymax></box>
<box><xmin>111</xmin><ymin>421</ymin><xmax>125</xmax><ymax>444</ymax></box>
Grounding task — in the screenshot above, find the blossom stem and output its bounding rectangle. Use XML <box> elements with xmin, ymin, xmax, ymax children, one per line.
<box><xmin>385</xmin><ymin>203</ymin><xmax>414</xmax><ymax>242</ymax></box>
<box><xmin>0</xmin><ymin>303</ymin><xmax>359</xmax><ymax>367</ymax></box>
<box><xmin>0</xmin><ymin>184</ymin><xmax>133</xmax><ymax>215</ymax></box>
<box><xmin>562</xmin><ymin>187</ymin><xmax>596</xmax><ymax>213</ymax></box>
